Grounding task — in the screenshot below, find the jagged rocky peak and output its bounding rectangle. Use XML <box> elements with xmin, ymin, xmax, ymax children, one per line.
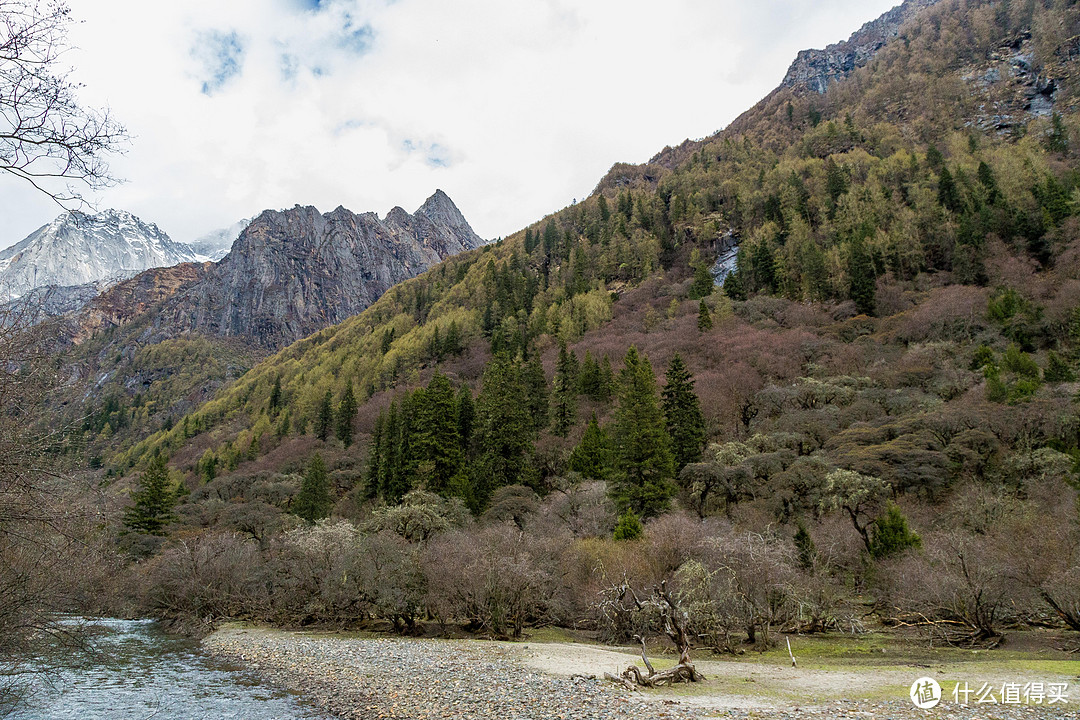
<box><xmin>155</xmin><ymin>190</ymin><xmax>485</xmax><ymax>349</ymax></box>
<box><xmin>0</xmin><ymin>208</ymin><xmax>198</xmax><ymax>302</ymax></box>
<box><xmin>417</xmin><ymin>189</ymin><xmax>471</xmax><ymax>228</ymax></box>
<box><xmin>782</xmin><ymin>0</ymin><xmax>942</xmax><ymax>94</ymax></box>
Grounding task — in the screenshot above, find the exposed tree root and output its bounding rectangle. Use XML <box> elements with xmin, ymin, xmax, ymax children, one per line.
<box><xmin>602</xmin><ymin>582</ymin><xmax>705</xmax><ymax>689</ymax></box>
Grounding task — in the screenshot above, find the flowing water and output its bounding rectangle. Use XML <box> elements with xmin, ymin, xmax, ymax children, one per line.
<box><xmin>5</xmin><ymin>618</ymin><xmax>331</xmax><ymax>720</ymax></box>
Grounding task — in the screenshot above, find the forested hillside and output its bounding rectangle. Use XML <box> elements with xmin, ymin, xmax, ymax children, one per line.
<box><xmin>98</xmin><ymin>0</ymin><xmax>1080</xmax><ymax>647</ymax></box>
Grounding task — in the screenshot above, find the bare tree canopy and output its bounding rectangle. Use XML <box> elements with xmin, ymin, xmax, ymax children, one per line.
<box><xmin>1</xmin><ymin>0</ymin><xmax>127</xmax><ymax>202</ymax></box>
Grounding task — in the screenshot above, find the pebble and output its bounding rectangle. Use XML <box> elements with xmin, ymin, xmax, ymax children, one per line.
<box><xmin>202</xmin><ymin>632</ymin><xmax>1078</xmax><ymax>720</ymax></box>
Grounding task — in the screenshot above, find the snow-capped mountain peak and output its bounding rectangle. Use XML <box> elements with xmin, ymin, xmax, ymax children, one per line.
<box><xmin>0</xmin><ymin>209</ymin><xmax>200</xmax><ymax>302</ymax></box>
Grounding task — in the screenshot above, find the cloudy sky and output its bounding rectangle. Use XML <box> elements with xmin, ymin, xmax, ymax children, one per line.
<box><xmin>1</xmin><ymin>0</ymin><xmax>901</xmax><ymax>250</ymax></box>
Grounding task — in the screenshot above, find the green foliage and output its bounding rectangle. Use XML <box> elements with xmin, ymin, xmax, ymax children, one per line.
<box><xmin>793</xmin><ymin>520</ymin><xmax>816</xmax><ymax>571</ymax></box>
<box><xmin>612</xmin><ymin>509</ymin><xmax>643</xmax><ymax>541</ymax></box>
<box><xmin>868</xmin><ymin>503</ymin><xmax>921</xmax><ymax>560</ymax></box>
<box><xmin>970</xmin><ymin>344</ymin><xmax>995</xmax><ymax>371</ymax></box>
<box><xmin>847</xmin><ymin>235</ymin><xmax>876</xmax><ymax>316</ymax></box>
<box><xmin>315</xmin><ymin>389</ymin><xmax>334</xmax><ymax>442</ymax></box>
<box><xmin>472</xmin><ymin>354</ymin><xmax>536</xmax><ymax>509</ymax></box>
<box><xmin>609</xmin><ymin>347</ymin><xmax>676</xmax><ymax>518</ymax></box>
<box><xmin>198</xmin><ymin>449</ymin><xmax>217</xmax><ymax>484</ymax></box>
<box><xmin>293</xmin><ymin>452</ymin><xmax>333</xmax><ymax>523</ymax></box>
<box><xmin>122</xmin><ymin>455</ymin><xmax>177</xmax><ymax>536</ymax></box>
<box><xmin>1047</xmin><ymin>112</ymin><xmax>1069</xmax><ymax>154</ymax></box>
<box><xmin>937</xmin><ymin>166</ymin><xmax>962</xmax><ymax>213</ymax></box>
<box><xmin>689</xmin><ymin>259</ymin><xmax>714</xmax><ymax>300</ymax></box>
<box><xmin>269</xmin><ymin>375</ymin><xmax>282</xmax><ymax>413</ymax></box>
<box><xmin>1044</xmin><ymin>351</ymin><xmax>1076</xmax><ymax>383</ymax></box>
<box><xmin>336</xmin><ymin>384</ymin><xmax>358</xmax><ymax>446</ymax></box>
<box><xmin>523</xmin><ymin>354</ymin><xmax>550</xmax><ymax>433</ymax></box>
<box><xmin>661</xmin><ymin>353</ymin><xmax>706</xmax><ymax>474</ymax></box>
<box><xmin>411</xmin><ymin>373</ymin><xmax>463</xmax><ymax>495</ymax></box>
<box><xmin>551</xmin><ymin>343</ymin><xmax>578</xmax><ymax>437</ymax></box>
<box><xmin>697</xmin><ymin>300</ymin><xmax>713</xmax><ymax>332</ymax></box>
<box><xmin>568</xmin><ymin>413</ymin><xmax>613</xmax><ymax>481</ymax></box>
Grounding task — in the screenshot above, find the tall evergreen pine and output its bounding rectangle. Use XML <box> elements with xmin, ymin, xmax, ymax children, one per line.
<box><xmin>552</xmin><ymin>343</ymin><xmax>578</xmax><ymax>436</ymax></box>
<box><xmin>472</xmin><ymin>354</ymin><xmax>533</xmax><ymax>510</ymax></box>
<box><xmin>697</xmin><ymin>300</ymin><xmax>713</xmax><ymax>332</ymax></box>
<box><xmin>848</xmin><ymin>235</ymin><xmax>876</xmax><ymax>315</ymax></box>
<box><xmin>523</xmin><ymin>353</ymin><xmax>550</xmax><ymax>432</ymax></box>
<box><xmin>123</xmin><ymin>454</ymin><xmax>178</xmax><ymax>536</ymax></box>
<box><xmin>293</xmin><ymin>452</ymin><xmax>333</xmax><ymax>523</ymax></box>
<box><xmin>315</xmin><ymin>389</ymin><xmax>334</xmax><ymax>441</ymax></box>
<box><xmin>661</xmin><ymin>353</ymin><xmax>706</xmax><ymax>474</ymax></box>
<box><xmin>365</xmin><ymin>413</ymin><xmax>383</xmax><ymax>498</ymax></box>
<box><xmin>568</xmin><ymin>413</ymin><xmax>613</xmax><ymax>481</ymax></box>
<box><xmin>412</xmin><ymin>372</ymin><xmax>463</xmax><ymax>495</ymax></box>
<box><xmin>609</xmin><ymin>347</ymin><xmax>676</xmax><ymax>518</ymax></box>
<box><xmin>336</xmin><ymin>384</ymin><xmax>358</xmax><ymax>446</ymax></box>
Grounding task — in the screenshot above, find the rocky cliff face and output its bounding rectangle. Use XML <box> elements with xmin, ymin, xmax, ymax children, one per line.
<box><xmin>70</xmin><ymin>262</ymin><xmax>212</xmax><ymax>343</ymax></box>
<box><xmin>152</xmin><ymin>190</ymin><xmax>484</xmax><ymax>349</ymax></box>
<box><xmin>0</xmin><ymin>209</ymin><xmax>199</xmax><ymax>302</ymax></box>
<box><xmin>781</xmin><ymin>0</ymin><xmax>941</xmax><ymax>94</ymax></box>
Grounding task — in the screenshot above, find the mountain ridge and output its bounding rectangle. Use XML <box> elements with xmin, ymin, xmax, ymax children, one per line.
<box><xmin>143</xmin><ymin>190</ymin><xmax>484</xmax><ymax>349</ymax></box>
<box><xmin>0</xmin><ymin>209</ymin><xmax>200</xmax><ymax>303</ymax></box>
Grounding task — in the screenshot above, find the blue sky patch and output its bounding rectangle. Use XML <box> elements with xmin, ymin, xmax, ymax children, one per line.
<box><xmin>403</xmin><ymin>139</ymin><xmax>453</xmax><ymax>169</ymax></box>
<box><xmin>194</xmin><ymin>30</ymin><xmax>245</xmax><ymax>95</ymax></box>
<box><xmin>341</xmin><ymin>15</ymin><xmax>375</xmax><ymax>54</ymax></box>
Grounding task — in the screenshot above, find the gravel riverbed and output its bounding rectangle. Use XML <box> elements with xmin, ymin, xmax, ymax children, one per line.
<box><xmin>203</xmin><ymin>628</ymin><xmax>1077</xmax><ymax>720</ymax></box>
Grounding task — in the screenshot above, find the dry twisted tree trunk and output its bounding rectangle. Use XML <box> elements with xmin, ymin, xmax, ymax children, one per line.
<box><xmin>603</xmin><ymin>580</ymin><xmax>705</xmax><ymax>689</ymax></box>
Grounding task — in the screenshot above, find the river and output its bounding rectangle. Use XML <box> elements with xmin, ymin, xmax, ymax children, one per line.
<box><xmin>5</xmin><ymin>618</ymin><xmax>331</xmax><ymax>720</ymax></box>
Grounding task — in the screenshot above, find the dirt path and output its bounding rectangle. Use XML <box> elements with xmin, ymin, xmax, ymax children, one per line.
<box><xmin>516</xmin><ymin>640</ymin><xmax>1079</xmax><ymax>713</ymax></box>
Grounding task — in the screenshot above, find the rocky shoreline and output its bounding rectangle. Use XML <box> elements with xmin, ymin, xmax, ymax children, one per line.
<box><xmin>203</xmin><ymin>627</ymin><xmax>1077</xmax><ymax>720</ymax></box>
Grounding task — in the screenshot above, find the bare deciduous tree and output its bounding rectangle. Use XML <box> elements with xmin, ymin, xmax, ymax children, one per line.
<box><xmin>1</xmin><ymin>0</ymin><xmax>127</xmax><ymax>203</ymax></box>
<box><xmin>0</xmin><ymin>306</ymin><xmax>107</xmax><ymax>710</ymax></box>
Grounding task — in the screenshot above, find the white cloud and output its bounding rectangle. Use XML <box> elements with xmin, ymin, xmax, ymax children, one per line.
<box><xmin>0</xmin><ymin>0</ymin><xmax>901</xmax><ymax>248</ymax></box>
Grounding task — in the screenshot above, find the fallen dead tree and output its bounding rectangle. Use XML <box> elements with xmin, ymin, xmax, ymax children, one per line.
<box><xmin>600</xmin><ymin>580</ymin><xmax>705</xmax><ymax>689</ymax></box>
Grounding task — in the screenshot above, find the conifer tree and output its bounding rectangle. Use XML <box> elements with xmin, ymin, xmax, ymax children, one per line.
<box><xmin>609</xmin><ymin>347</ymin><xmax>676</xmax><ymax>518</ymax></box>
<box><xmin>365</xmin><ymin>413</ymin><xmax>383</xmax><ymax>498</ymax></box>
<box><xmin>444</xmin><ymin>320</ymin><xmax>462</xmax><ymax>357</ymax></box>
<box><xmin>568</xmin><ymin>413</ymin><xmax>613</xmax><ymax>480</ymax></box>
<box><xmin>579</xmin><ymin>350</ymin><xmax>601</xmax><ymax>398</ymax></box>
<box><xmin>689</xmin><ymin>260</ymin><xmax>714</xmax><ymax>300</ymax></box>
<box><xmin>522</xmin><ymin>353</ymin><xmax>549</xmax><ymax>432</ymax></box>
<box><xmin>472</xmin><ymin>354</ymin><xmax>533</xmax><ymax>509</ymax></box>
<box><xmin>123</xmin><ymin>454</ymin><xmax>178</xmax><ymax>536</ymax></box>
<box><xmin>612</xmin><ymin>509</ymin><xmax>643</xmax><ymax>541</ymax></box>
<box><xmin>293</xmin><ymin>452</ymin><xmax>333</xmax><ymax>523</ymax></box>
<box><xmin>661</xmin><ymin>353</ymin><xmax>706</xmax><ymax>474</ymax></box>
<box><xmin>599</xmin><ymin>355</ymin><xmax>616</xmax><ymax>400</ymax></box>
<box><xmin>598</xmin><ymin>193</ymin><xmax>610</xmax><ymax>223</ymax></box>
<box><xmin>412</xmin><ymin>372</ymin><xmax>462</xmax><ymax>495</ymax></box>
<box><xmin>276</xmin><ymin>409</ymin><xmax>291</xmax><ymax>438</ymax></box>
<box><xmin>336</xmin><ymin>384</ymin><xmax>358</xmax><ymax>446</ymax></box>
<box><xmin>456</xmin><ymin>385</ymin><xmax>475</xmax><ymax>456</ymax></box>
<box><xmin>697</xmin><ymin>300</ymin><xmax>713</xmax><ymax>332</ymax></box>
<box><xmin>794</xmin><ymin>520</ymin><xmax>816</xmax><ymax>571</ymax></box>
<box><xmin>199</xmin><ymin>449</ymin><xmax>217</xmax><ymax>484</ymax></box>
<box><xmin>1044</xmin><ymin>350</ymin><xmax>1076</xmax><ymax>383</ymax></box>
<box><xmin>389</xmin><ymin>395</ymin><xmax>417</xmax><ymax>503</ymax></box>
<box><xmin>379</xmin><ymin>401</ymin><xmax>401</xmax><ymax>500</ymax></box>
<box><xmin>551</xmin><ymin>343</ymin><xmax>578</xmax><ymax>436</ymax></box>
<box><xmin>938</xmin><ymin>166</ymin><xmax>962</xmax><ymax>212</ymax></box>
<box><xmin>316</xmin><ymin>388</ymin><xmax>334</xmax><ymax>441</ymax></box>
<box><xmin>847</xmin><ymin>235</ymin><xmax>876</xmax><ymax>315</ymax></box>
<box><xmin>269</xmin><ymin>375</ymin><xmax>282</xmax><ymax>413</ymax></box>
